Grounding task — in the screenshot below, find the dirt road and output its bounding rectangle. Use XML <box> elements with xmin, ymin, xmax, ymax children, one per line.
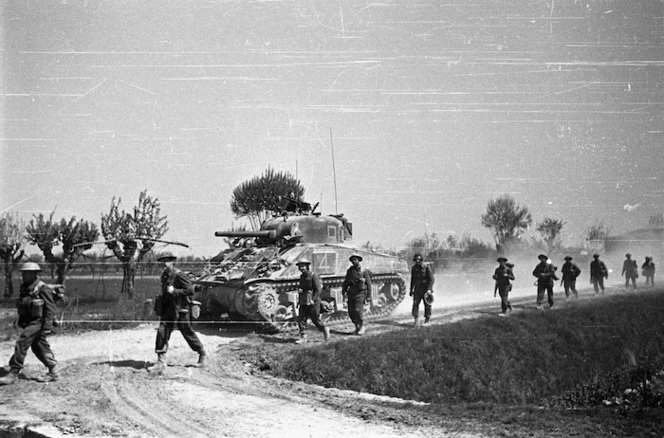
<box><xmin>0</xmin><ymin>293</ymin><xmax>500</xmax><ymax>438</ymax></box>
<box><xmin>0</xmin><ymin>281</ymin><xmax>619</xmax><ymax>438</ymax></box>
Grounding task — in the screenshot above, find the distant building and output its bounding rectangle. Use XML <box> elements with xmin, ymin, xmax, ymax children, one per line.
<box><xmin>604</xmin><ymin>228</ymin><xmax>664</xmax><ymax>255</ymax></box>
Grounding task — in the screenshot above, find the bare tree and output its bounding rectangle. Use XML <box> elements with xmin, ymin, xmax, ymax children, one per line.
<box><xmin>0</xmin><ymin>213</ymin><xmax>27</xmax><ymax>297</ymax></box>
<box><xmin>25</xmin><ymin>211</ymin><xmax>99</xmax><ymax>286</ymax></box>
<box><xmin>481</xmin><ymin>194</ymin><xmax>533</xmax><ymax>254</ymax></box>
<box><xmin>230</xmin><ymin>167</ymin><xmax>306</xmax><ymax>230</ymax></box>
<box><xmin>585</xmin><ymin>220</ymin><xmax>611</xmax><ymax>252</ymax></box>
<box><xmin>536</xmin><ymin>217</ymin><xmax>565</xmax><ymax>251</ymax></box>
<box><xmin>100</xmin><ymin>190</ymin><xmax>168</xmax><ymax>299</ymax></box>
<box><xmin>649</xmin><ymin>213</ymin><xmax>664</xmax><ymax>229</ymax></box>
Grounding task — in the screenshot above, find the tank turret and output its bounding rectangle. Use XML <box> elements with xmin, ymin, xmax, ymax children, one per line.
<box><xmin>196</xmin><ymin>212</ymin><xmax>407</xmax><ymax>331</ymax></box>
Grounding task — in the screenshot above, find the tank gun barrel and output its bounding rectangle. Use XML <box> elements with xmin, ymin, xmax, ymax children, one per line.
<box><xmin>215</xmin><ymin>230</ymin><xmax>277</xmax><ymax>239</ymax></box>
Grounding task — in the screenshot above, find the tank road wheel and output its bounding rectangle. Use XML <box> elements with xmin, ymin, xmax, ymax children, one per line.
<box><xmin>256</xmin><ymin>287</ymin><xmax>278</xmax><ymax>321</ymax></box>
<box><xmin>389</xmin><ymin>281</ymin><xmax>401</xmax><ymax>301</ymax></box>
<box><xmin>275</xmin><ymin>304</ymin><xmax>292</xmax><ymax>321</ymax></box>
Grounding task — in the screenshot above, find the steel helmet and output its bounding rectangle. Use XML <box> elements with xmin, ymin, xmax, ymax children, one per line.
<box><xmin>424</xmin><ymin>291</ymin><xmax>434</xmax><ymax>305</ymax></box>
<box><xmin>156</xmin><ymin>252</ymin><xmax>177</xmax><ymax>262</ymax></box>
<box><xmin>19</xmin><ymin>262</ymin><xmax>42</xmax><ymax>272</ymax></box>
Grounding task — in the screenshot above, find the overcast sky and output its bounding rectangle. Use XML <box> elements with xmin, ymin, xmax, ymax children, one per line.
<box><xmin>1</xmin><ymin>0</ymin><xmax>662</xmax><ymax>257</ymax></box>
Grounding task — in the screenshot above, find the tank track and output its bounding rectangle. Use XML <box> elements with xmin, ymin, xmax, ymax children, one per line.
<box><xmin>261</xmin><ymin>274</ymin><xmax>407</xmax><ymax>333</ymax></box>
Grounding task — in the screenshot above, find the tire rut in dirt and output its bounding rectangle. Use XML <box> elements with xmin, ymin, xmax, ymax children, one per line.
<box><xmin>100</xmin><ymin>379</ymin><xmax>219</xmax><ymax>438</ymax></box>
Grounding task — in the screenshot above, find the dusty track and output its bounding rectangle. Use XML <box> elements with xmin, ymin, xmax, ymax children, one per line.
<box><xmin>0</xmin><ymin>305</ymin><xmax>480</xmax><ymax>437</ymax></box>
<box><xmin>0</xmin><ymin>280</ymin><xmax>628</xmax><ymax>437</ymax></box>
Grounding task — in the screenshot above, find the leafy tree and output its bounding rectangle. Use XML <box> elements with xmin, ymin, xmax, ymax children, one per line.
<box><xmin>230</xmin><ymin>167</ymin><xmax>306</xmax><ymax>230</ymax></box>
<box><xmin>0</xmin><ymin>213</ymin><xmax>27</xmax><ymax>297</ymax></box>
<box><xmin>100</xmin><ymin>190</ymin><xmax>168</xmax><ymax>299</ymax></box>
<box><xmin>25</xmin><ymin>210</ymin><xmax>99</xmax><ymax>286</ymax></box>
<box><xmin>481</xmin><ymin>194</ymin><xmax>533</xmax><ymax>254</ymax></box>
<box><xmin>536</xmin><ymin>217</ymin><xmax>565</xmax><ymax>251</ymax></box>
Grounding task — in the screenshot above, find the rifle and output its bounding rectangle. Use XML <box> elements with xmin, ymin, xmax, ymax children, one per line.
<box><xmin>72</xmin><ymin>239</ymin><xmax>118</xmax><ymax>248</ymax></box>
<box><xmin>73</xmin><ymin>237</ymin><xmax>189</xmax><ymax>249</ymax></box>
<box><xmin>135</xmin><ymin>237</ymin><xmax>190</xmax><ymax>248</ymax></box>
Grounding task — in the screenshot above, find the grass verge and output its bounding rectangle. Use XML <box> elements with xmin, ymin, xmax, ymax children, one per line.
<box><xmin>264</xmin><ymin>292</ymin><xmax>664</xmax><ymax>404</ymax></box>
<box><xmin>240</xmin><ymin>290</ymin><xmax>664</xmax><ymax>437</ymax></box>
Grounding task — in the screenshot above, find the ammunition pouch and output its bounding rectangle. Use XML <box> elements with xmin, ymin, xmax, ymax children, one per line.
<box><xmin>16</xmin><ymin>296</ymin><xmax>44</xmax><ymax>319</ymax></box>
<box><xmin>298</xmin><ymin>289</ymin><xmax>314</xmax><ymax>306</ymax></box>
<box><xmin>154</xmin><ymin>295</ymin><xmax>163</xmax><ymax>317</ymax></box>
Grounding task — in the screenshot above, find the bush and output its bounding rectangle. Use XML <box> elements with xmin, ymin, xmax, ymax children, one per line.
<box><xmin>556</xmin><ymin>360</ymin><xmax>664</xmax><ymax>411</ymax></box>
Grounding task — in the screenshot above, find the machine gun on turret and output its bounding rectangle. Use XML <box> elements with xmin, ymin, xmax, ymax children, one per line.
<box><xmin>277</xmin><ymin>195</ymin><xmax>319</xmax><ymax>216</ymax></box>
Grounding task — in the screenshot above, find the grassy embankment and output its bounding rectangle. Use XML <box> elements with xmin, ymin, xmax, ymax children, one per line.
<box><xmin>252</xmin><ymin>290</ymin><xmax>664</xmax><ymax>407</ymax></box>
<box><xmin>234</xmin><ymin>290</ymin><xmax>664</xmax><ymax>436</ymax></box>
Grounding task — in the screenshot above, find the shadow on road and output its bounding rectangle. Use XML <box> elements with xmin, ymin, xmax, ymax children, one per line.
<box><xmin>95</xmin><ymin>359</ymin><xmax>147</xmax><ymax>370</ymax></box>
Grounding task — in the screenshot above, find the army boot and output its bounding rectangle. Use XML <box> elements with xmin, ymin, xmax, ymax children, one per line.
<box><xmin>323</xmin><ymin>327</ymin><xmax>330</xmax><ymax>341</ymax></box>
<box><xmin>413</xmin><ymin>317</ymin><xmax>419</xmax><ymax>328</ymax></box>
<box><xmin>192</xmin><ymin>353</ymin><xmax>207</xmax><ymax>368</ymax></box>
<box><xmin>0</xmin><ymin>368</ymin><xmax>19</xmax><ymax>386</ymax></box>
<box><xmin>148</xmin><ymin>354</ymin><xmax>167</xmax><ymax>373</ymax></box>
<box><xmin>424</xmin><ymin>316</ymin><xmax>430</xmax><ymax>324</ymax></box>
<box><xmin>36</xmin><ymin>365</ymin><xmax>60</xmax><ymax>383</ymax></box>
<box><xmin>295</xmin><ymin>334</ymin><xmax>308</xmax><ymax>344</ymax></box>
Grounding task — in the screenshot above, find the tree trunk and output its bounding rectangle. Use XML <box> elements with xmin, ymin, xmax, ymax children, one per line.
<box><xmin>55</xmin><ymin>261</ymin><xmax>69</xmax><ymax>286</ymax></box>
<box><xmin>3</xmin><ymin>258</ymin><xmax>13</xmax><ymax>298</ymax></box>
<box><xmin>121</xmin><ymin>260</ymin><xmax>136</xmax><ymax>300</ymax></box>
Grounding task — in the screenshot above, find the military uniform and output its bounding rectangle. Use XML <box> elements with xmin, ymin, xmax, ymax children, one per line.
<box><xmin>590</xmin><ymin>256</ymin><xmax>608</xmax><ymax>295</ymax></box>
<box><xmin>492</xmin><ymin>259</ymin><xmax>514</xmax><ymax>314</ymax></box>
<box><xmin>0</xmin><ymin>269</ymin><xmax>59</xmax><ymax>385</ymax></box>
<box><xmin>622</xmin><ymin>255</ymin><xmax>638</xmax><ymax>290</ymax></box>
<box><xmin>533</xmin><ymin>256</ymin><xmax>558</xmax><ymax>309</ymax></box>
<box><xmin>153</xmin><ymin>266</ymin><xmax>205</xmax><ymax>364</ymax></box>
<box><xmin>342</xmin><ymin>260</ymin><xmax>372</xmax><ymax>335</ymax></box>
<box><xmin>296</xmin><ymin>268</ymin><xmax>329</xmax><ymax>342</ymax></box>
<box><xmin>561</xmin><ymin>258</ymin><xmax>581</xmax><ymax>299</ymax></box>
<box><xmin>642</xmin><ymin>257</ymin><xmax>655</xmax><ymax>287</ymax></box>
<box><xmin>411</xmin><ymin>262</ymin><xmax>435</xmax><ymax>322</ymax></box>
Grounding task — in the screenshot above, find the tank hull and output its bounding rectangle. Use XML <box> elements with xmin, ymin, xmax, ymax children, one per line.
<box><xmin>197</xmin><ymin>273</ymin><xmax>406</xmax><ymax>331</ymax></box>
<box><xmin>196</xmin><ymin>244</ymin><xmax>408</xmax><ymax>331</ymax></box>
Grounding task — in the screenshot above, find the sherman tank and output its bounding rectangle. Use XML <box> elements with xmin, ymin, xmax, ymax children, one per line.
<box><xmin>195</xmin><ymin>210</ymin><xmax>408</xmax><ymax>331</ymax></box>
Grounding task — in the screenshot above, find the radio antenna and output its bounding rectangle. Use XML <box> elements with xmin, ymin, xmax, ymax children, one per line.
<box><xmin>329</xmin><ymin>127</ymin><xmax>339</xmax><ymax>214</ymax></box>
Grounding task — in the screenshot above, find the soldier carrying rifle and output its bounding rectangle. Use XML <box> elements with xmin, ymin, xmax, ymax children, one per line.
<box><xmin>0</xmin><ymin>262</ymin><xmax>63</xmax><ymax>385</ymax></box>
